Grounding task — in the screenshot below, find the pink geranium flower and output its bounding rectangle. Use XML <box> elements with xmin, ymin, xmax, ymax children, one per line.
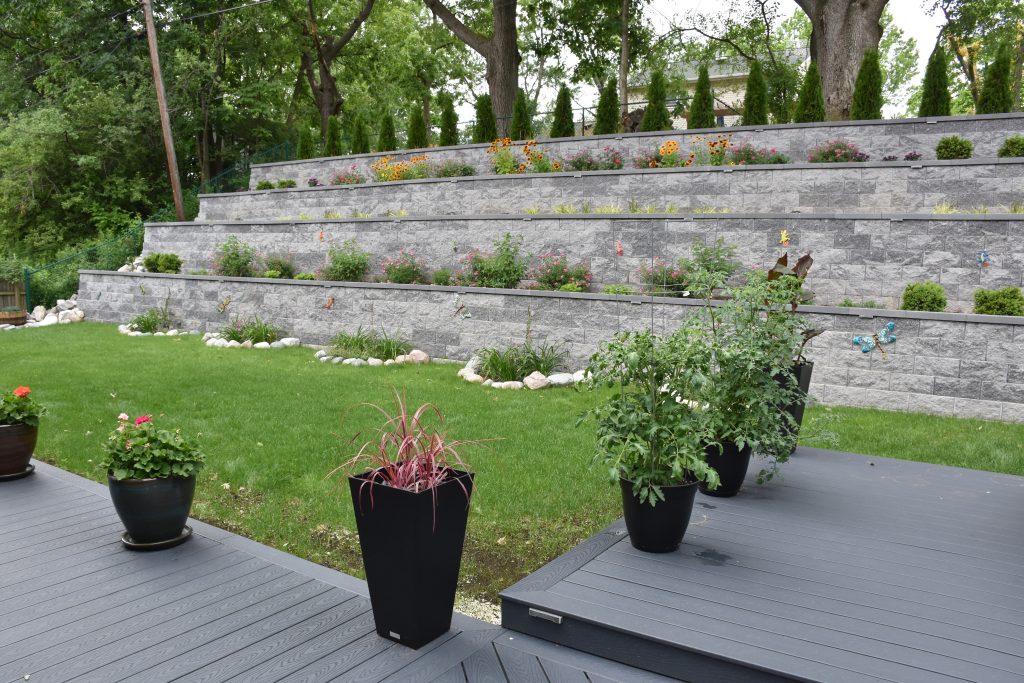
<box><xmin>135</xmin><ymin>415</ymin><xmax>152</xmax><ymax>426</ymax></box>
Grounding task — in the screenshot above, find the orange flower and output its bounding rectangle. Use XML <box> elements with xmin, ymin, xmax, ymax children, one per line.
<box><xmin>13</xmin><ymin>386</ymin><xmax>30</xmax><ymax>398</ymax></box>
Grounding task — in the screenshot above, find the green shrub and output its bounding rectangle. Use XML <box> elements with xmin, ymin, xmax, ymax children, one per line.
<box><xmin>558</xmin><ymin>283</ymin><xmax>584</xmax><ymax>292</ymax></box>
<box><xmin>263</xmin><ymin>270</ymin><xmax>282</xmax><ymax>279</ymax></box>
<box><xmin>221</xmin><ymin>315</ymin><xmax>282</xmax><ymax>344</ymax></box>
<box><xmin>741</xmin><ymin>60</ymin><xmax>768</xmax><ymax>126</ymax></box>
<box><xmin>688</xmin><ymin>65</ymin><xmax>716</xmax><ymax>129</ymax></box>
<box><xmin>997</xmin><ymin>135</ymin><xmax>1024</xmax><ymax>158</ymax></box>
<box><xmin>262</xmin><ymin>255</ymin><xmax>296</xmax><ymax>279</ymax></box>
<box><xmin>377</xmin><ymin>114</ymin><xmax>398</xmax><ymax>152</ymax></box>
<box><xmin>603</xmin><ymin>284</ymin><xmax>634</xmax><ymax>295</ymax></box>
<box><xmin>688</xmin><ymin>238</ymin><xmax>739</xmax><ymax>283</ymax></box>
<box><xmin>973</xmin><ymin>287</ymin><xmax>1024</xmax><ymax>316</ymax></box>
<box><xmin>727</xmin><ymin>143</ymin><xmax>791</xmax><ymax>165</ymax></box>
<box><xmin>255</xmin><ymin>180</ymin><xmax>274</xmax><ymax>190</ymax></box>
<box><xmin>936</xmin><ymin>135</ymin><xmax>973</xmax><ymax>160</ymax></box>
<box><xmin>276</xmin><ymin>179</ymin><xmax>297</xmax><ymax>189</ymax></box>
<box><xmin>794</xmin><ymin>61</ymin><xmax>825</xmax><ymax>123</ymax></box>
<box><xmin>808</xmin><ymin>139</ymin><xmax>869</xmax><ymax>162</ymax></box>
<box><xmin>380</xmin><ymin>250</ymin><xmax>427</xmax><ymax>284</ymax></box>
<box><xmin>214</xmin><ymin>236</ymin><xmax>256</xmax><ymax>277</ymax></box>
<box><xmin>296</xmin><ymin>126</ymin><xmax>316</xmax><ymax>160</ymax></box>
<box><xmin>128</xmin><ymin>307</ymin><xmax>173</xmax><ymax>333</ymax></box>
<box><xmin>433</xmin><ymin>160</ymin><xmax>475</xmax><ymax>177</ymax></box>
<box><xmin>432</xmin><ymin>268</ymin><xmax>452</xmax><ymax>286</ymax></box>
<box><xmin>850</xmin><ymin>48</ymin><xmax>883</xmax><ymax>120</ymax></box>
<box><xmin>530</xmin><ymin>253</ymin><xmax>591</xmax><ymax>290</ymax></box>
<box><xmin>455</xmin><ymin>233</ymin><xmax>527</xmax><ymax>289</ymax></box>
<box><xmin>321</xmin><ymin>240</ymin><xmax>369</xmax><ymax>282</ymax></box>
<box><xmin>330</xmin><ymin>326</ymin><xmax>411</xmax><ymax>360</ymax></box>
<box><xmin>406</xmin><ymin>108</ymin><xmax>429</xmax><ymax>149</ymax></box>
<box><xmin>325</xmin><ymin>115</ymin><xmax>344</xmax><ymax>156</ymax></box>
<box><xmin>641</xmin><ymin>70</ymin><xmax>673</xmax><ymax>131</ymax></box>
<box><xmin>638</xmin><ymin>258</ymin><xmax>689</xmax><ymax>296</ymax></box>
<box><xmin>977</xmin><ymin>41</ymin><xmax>1013</xmax><ymax>114</ymax></box>
<box><xmin>295</xmin><ymin>272</ymin><xmax>316</xmax><ymax>280</ymax></box>
<box><xmin>478</xmin><ymin>341</ymin><xmax>568</xmax><ymax>381</ymax></box>
<box><xmin>839</xmin><ymin>298</ymin><xmax>880</xmax><ymax>308</ymax></box>
<box><xmin>901</xmin><ymin>281</ymin><xmax>947</xmax><ymax>312</ymax></box>
<box><xmin>142</xmin><ymin>253</ymin><xmax>182</xmax><ymax>274</ymax></box>
<box><xmin>593</xmin><ymin>77</ymin><xmax>620</xmax><ymax>135</ymax></box>
<box><xmin>510</xmin><ymin>88</ymin><xmax>534</xmax><ymax>140</ymax></box>
<box><xmin>438</xmin><ymin>93</ymin><xmax>459</xmax><ymax>147</ymax></box>
<box><xmin>472</xmin><ymin>95</ymin><xmax>498</xmax><ymax>144</ymax></box>
<box><xmin>918</xmin><ymin>44</ymin><xmax>951</xmax><ymax>117</ymax></box>
<box><xmin>550</xmin><ymin>84</ymin><xmax>575</xmax><ymax>138</ymax></box>
<box><xmin>351</xmin><ymin>115</ymin><xmax>370</xmax><ymax>154</ymax></box>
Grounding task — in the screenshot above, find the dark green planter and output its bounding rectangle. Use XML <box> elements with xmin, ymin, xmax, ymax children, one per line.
<box><xmin>108</xmin><ymin>474</ymin><xmax>196</xmax><ymax>544</ymax></box>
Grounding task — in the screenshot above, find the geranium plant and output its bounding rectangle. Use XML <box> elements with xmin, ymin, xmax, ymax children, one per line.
<box><xmin>381</xmin><ymin>250</ymin><xmax>427</xmax><ymax>284</ymax></box>
<box><xmin>1</xmin><ymin>386</ymin><xmax>46</xmax><ymax>427</ymax></box>
<box><xmin>330</xmin><ymin>166</ymin><xmax>367</xmax><ymax>185</ymax></box>
<box><xmin>530</xmin><ymin>252</ymin><xmax>591</xmax><ymax>290</ymax></box>
<box><xmin>808</xmin><ymin>139</ymin><xmax>869</xmax><ymax>163</ymax></box>
<box><xmin>101</xmin><ymin>414</ymin><xmax>206</xmax><ymax>481</ymax></box>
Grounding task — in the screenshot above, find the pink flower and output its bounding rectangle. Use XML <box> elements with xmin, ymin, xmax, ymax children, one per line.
<box><xmin>118</xmin><ymin>412</ymin><xmax>129</xmax><ymax>421</ymax></box>
<box><xmin>615</xmin><ymin>241</ymin><xmax>624</xmax><ymax>257</ymax></box>
<box><xmin>135</xmin><ymin>415</ymin><xmax>152</xmax><ymax>426</ymax></box>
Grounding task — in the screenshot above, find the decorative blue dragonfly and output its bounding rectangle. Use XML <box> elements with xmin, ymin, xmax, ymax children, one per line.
<box><xmin>852</xmin><ymin>321</ymin><xmax>897</xmax><ymax>357</ymax></box>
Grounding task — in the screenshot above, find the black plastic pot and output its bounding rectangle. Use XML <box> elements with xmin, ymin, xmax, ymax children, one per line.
<box><xmin>108</xmin><ymin>474</ymin><xmax>196</xmax><ymax>544</ymax></box>
<box><xmin>699</xmin><ymin>441</ymin><xmax>753</xmax><ymax>498</ymax></box>
<box><xmin>619</xmin><ymin>478</ymin><xmax>698</xmax><ymax>553</ymax></box>
<box><xmin>776</xmin><ymin>361</ymin><xmax>814</xmax><ymax>451</ymax></box>
<box><xmin>349</xmin><ymin>468</ymin><xmax>474</xmax><ymax>650</ymax></box>
<box><xmin>0</xmin><ymin>423</ymin><xmax>37</xmax><ymax>477</ymax></box>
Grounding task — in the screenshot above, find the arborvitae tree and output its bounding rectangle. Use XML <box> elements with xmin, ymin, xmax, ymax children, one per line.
<box><xmin>296</xmin><ymin>125</ymin><xmax>316</xmax><ymax>160</ymax></box>
<box><xmin>977</xmin><ymin>41</ymin><xmax>1013</xmax><ymax>114</ymax></box>
<box><xmin>593</xmin><ymin>77</ymin><xmax>621</xmax><ymax>135</ymax></box>
<box><xmin>438</xmin><ymin>94</ymin><xmax>459</xmax><ymax>147</ymax></box>
<box><xmin>794</xmin><ymin>62</ymin><xmax>826</xmax><ymax>123</ymax></box>
<box><xmin>850</xmin><ymin>48</ymin><xmax>884</xmax><ymax>120</ymax></box>
<box><xmin>324</xmin><ymin>116</ymin><xmax>343</xmax><ymax>156</ymax></box>
<box><xmin>742</xmin><ymin>60</ymin><xmax>769</xmax><ymax>126</ymax></box>
<box><xmin>406</xmin><ymin>107</ymin><xmax>429</xmax><ymax>149</ymax></box>
<box><xmin>918</xmin><ymin>44</ymin><xmax>952</xmax><ymax>117</ymax></box>
<box><xmin>640</xmin><ymin>70</ymin><xmax>673</xmax><ymax>131</ymax></box>
<box><xmin>350</xmin><ymin>116</ymin><xmax>370</xmax><ymax>154</ymax></box>
<box><xmin>550</xmin><ymin>84</ymin><xmax>575</xmax><ymax>137</ymax></box>
<box><xmin>472</xmin><ymin>94</ymin><xmax>498</xmax><ymax>143</ymax></box>
<box><xmin>687</xmin><ymin>65</ymin><xmax>716</xmax><ymax>130</ymax></box>
<box><xmin>376</xmin><ymin>113</ymin><xmax>397</xmax><ymax>152</ymax></box>
<box><xmin>510</xmin><ymin>88</ymin><xmax>533</xmax><ymax>140</ymax></box>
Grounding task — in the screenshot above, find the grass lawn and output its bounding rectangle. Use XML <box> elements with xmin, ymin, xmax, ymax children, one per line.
<box><xmin>4</xmin><ymin>323</ymin><xmax>1023</xmax><ymax>605</ymax></box>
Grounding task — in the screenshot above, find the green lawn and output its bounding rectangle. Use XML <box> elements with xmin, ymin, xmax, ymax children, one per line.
<box><xmin>3</xmin><ymin>323</ymin><xmax>1022</xmax><ymax>603</ymax></box>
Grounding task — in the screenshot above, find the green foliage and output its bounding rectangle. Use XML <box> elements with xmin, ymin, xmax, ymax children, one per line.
<box><xmin>742</xmin><ymin>60</ymin><xmax>769</xmax><ymax>126</ymax></box>
<box><xmin>350</xmin><ymin>117</ymin><xmax>370</xmax><ymax>155</ymax></box>
<box><xmin>262</xmin><ymin>255</ymin><xmax>296</xmax><ymax>279</ymax></box>
<box><xmin>936</xmin><ymin>135</ymin><xmax>973</xmax><ymax>160</ymax></box>
<box><xmin>455</xmin><ymin>233</ymin><xmax>528</xmax><ymax>289</ymax></box>
<box><xmin>294</xmin><ymin>272</ymin><xmax>316</xmax><ymax>280</ymax></box>
<box><xmin>432</xmin><ymin>160</ymin><xmax>475</xmax><ymax>177</ymax></box>
<box><xmin>997</xmin><ymin>136</ymin><xmax>1024</xmax><ymax>158</ymax></box>
<box><xmin>918</xmin><ymin>44</ymin><xmax>952</xmax><ymax>117</ymax></box>
<box><xmin>472</xmin><ymin>95</ymin><xmax>498</xmax><ymax>144</ymax></box>
<box><xmin>839</xmin><ymin>298</ymin><xmax>880</xmax><ymax>308</ymax></box>
<box><xmin>438</xmin><ymin>94</ymin><xmax>459</xmax><ymax>147</ymax></box>
<box><xmin>330</xmin><ymin>326</ymin><xmax>411</xmax><ymax>360</ymax></box>
<box><xmin>977</xmin><ymin>41</ymin><xmax>1013</xmax><ymax>114</ymax></box>
<box><xmin>550</xmin><ymin>85</ymin><xmax>576</xmax><ymax>138</ymax></box>
<box><xmin>321</xmin><ymin>240</ymin><xmax>369</xmax><ymax>282</ymax></box>
<box><xmin>794</xmin><ymin>62</ymin><xmax>826</xmax><ymax>123</ymax></box>
<box><xmin>102</xmin><ymin>415</ymin><xmax>205</xmax><ymax>481</ymax></box>
<box><xmin>593</xmin><ymin>78</ymin><xmax>621</xmax><ymax>135</ymax></box>
<box><xmin>255</xmin><ymin>181</ymin><xmax>274</xmax><ymax>190</ymax></box>
<box><xmin>641</xmin><ymin>71</ymin><xmax>673</xmax><ymax>132</ymax></box>
<box><xmin>901</xmin><ymin>281</ymin><xmax>947</xmax><ymax>312</ymax></box>
<box><xmin>297</xmin><ymin>126</ymin><xmax>317</xmax><ymax>160</ymax></box>
<box><xmin>431</xmin><ymin>268</ymin><xmax>452</xmax><ymax>286</ymax></box>
<box><xmin>510</xmin><ymin>88</ymin><xmax>534</xmax><ymax>140</ymax></box>
<box><xmin>973</xmin><ymin>287</ymin><xmax>1024</xmax><ymax>316</ymax></box>
<box><xmin>687</xmin><ymin>65</ymin><xmax>716</xmax><ymax>130</ymax></box>
<box><xmin>380</xmin><ymin>250</ymin><xmax>427</xmax><ymax>284</ymax></box>
<box><xmin>850</xmin><ymin>49</ymin><xmax>884</xmax><ymax>120</ymax></box>
<box><xmin>406</xmin><ymin>108</ymin><xmax>429</xmax><ymax>149</ymax></box>
<box><xmin>0</xmin><ymin>387</ymin><xmax>47</xmax><ymax>428</ymax></box>
<box><xmin>128</xmin><ymin>306</ymin><xmax>173</xmax><ymax>334</ymax></box>
<box><xmin>530</xmin><ymin>253</ymin><xmax>591</xmax><ymax>290</ymax></box>
<box><xmin>213</xmin><ymin>236</ymin><xmax>256</xmax><ymax>278</ymax></box>
<box><xmin>325</xmin><ymin>116</ymin><xmax>344</xmax><ymax>157</ymax></box>
<box><xmin>602</xmin><ymin>284</ymin><xmax>634</xmax><ymax>295</ymax></box>
<box><xmin>142</xmin><ymin>253</ymin><xmax>182</xmax><ymax>274</ymax></box>
<box><xmin>221</xmin><ymin>315</ymin><xmax>283</xmax><ymax>344</ymax></box>
<box><xmin>275</xmin><ymin>179</ymin><xmax>297</xmax><ymax>189</ymax></box>
<box><xmin>478</xmin><ymin>340</ymin><xmax>567</xmax><ymax>381</ymax></box>
<box><xmin>808</xmin><ymin>139</ymin><xmax>870</xmax><ymax>163</ymax></box>
<box><xmin>727</xmin><ymin>143</ymin><xmax>790</xmax><ymax>165</ymax></box>
<box><xmin>377</xmin><ymin>114</ymin><xmax>398</xmax><ymax>152</ymax></box>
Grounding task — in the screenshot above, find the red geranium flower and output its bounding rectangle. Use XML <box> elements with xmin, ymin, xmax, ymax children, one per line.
<box><xmin>135</xmin><ymin>415</ymin><xmax>152</xmax><ymax>426</ymax></box>
<box><xmin>13</xmin><ymin>386</ymin><xmax>31</xmax><ymax>398</ymax></box>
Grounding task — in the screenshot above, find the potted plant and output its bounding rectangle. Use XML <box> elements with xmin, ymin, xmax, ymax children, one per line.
<box><xmin>331</xmin><ymin>393</ymin><xmax>477</xmax><ymax>649</ymax></box>
<box><xmin>0</xmin><ymin>386</ymin><xmax>46</xmax><ymax>480</ymax></box>
<box><xmin>100</xmin><ymin>413</ymin><xmax>206</xmax><ymax>549</ymax></box>
<box><xmin>580</xmin><ymin>330</ymin><xmax>720</xmax><ymax>553</ymax></box>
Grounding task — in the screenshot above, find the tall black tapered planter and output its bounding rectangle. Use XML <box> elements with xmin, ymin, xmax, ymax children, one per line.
<box><xmin>620</xmin><ymin>478</ymin><xmax>698</xmax><ymax>553</ymax></box>
<box><xmin>108</xmin><ymin>474</ymin><xmax>196</xmax><ymax>545</ymax></box>
<box><xmin>777</xmin><ymin>361</ymin><xmax>814</xmax><ymax>452</ymax></box>
<box><xmin>699</xmin><ymin>441</ymin><xmax>752</xmax><ymax>498</ymax></box>
<box><xmin>349</xmin><ymin>468</ymin><xmax>473</xmax><ymax>649</ymax></box>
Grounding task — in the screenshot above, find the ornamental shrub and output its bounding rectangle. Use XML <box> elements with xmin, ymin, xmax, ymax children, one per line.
<box><xmin>295</xmin><ymin>272</ymin><xmax>316</xmax><ymax>280</ymax></box>
<box><xmin>255</xmin><ymin>180</ymin><xmax>273</xmax><ymax>190</ymax></box>
<box><xmin>432</xmin><ymin>268</ymin><xmax>452</xmax><ymax>286</ymax></box>
<box><xmin>433</xmin><ymin>160</ymin><xmax>475</xmax><ymax>177</ymax></box>
<box><xmin>808</xmin><ymin>139</ymin><xmax>869</xmax><ymax>162</ymax></box>
<box><xmin>377</xmin><ymin>113</ymin><xmax>398</xmax><ymax>152</ymax></box>
<box><xmin>639</xmin><ymin>258</ymin><xmax>689</xmax><ymax>297</ymax></box>
<box><xmin>727</xmin><ymin>143</ymin><xmax>790</xmax><ymax>165</ymax></box>
<box><xmin>510</xmin><ymin>88</ymin><xmax>534</xmax><ymax>140</ymax></box>
<box><xmin>977</xmin><ymin>41</ymin><xmax>1013</xmax><ymax>114</ymax></box>
<box><xmin>263</xmin><ymin>255</ymin><xmax>296</xmax><ymax>279</ymax></box>
<box><xmin>380</xmin><ymin>250</ymin><xmax>427</xmax><ymax>284</ymax></box>
<box><xmin>997</xmin><ymin>135</ymin><xmax>1024</xmax><ymax>158</ymax></box>
<box><xmin>406</xmin><ymin>108</ymin><xmax>429</xmax><ymax>149</ymax></box>
<box><xmin>741</xmin><ymin>60</ymin><xmax>769</xmax><ymax>126</ymax></box>
<box><xmin>918</xmin><ymin>44</ymin><xmax>951</xmax><ymax>117</ymax></box>
<box><xmin>472</xmin><ymin>95</ymin><xmax>498</xmax><ymax>144</ymax></box>
<box><xmin>550</xmin><ymin>84</ymin><xmax>575</xmax><ymax>138</ymax></box>
<box><xmin>321</xmin><ymin>240</ymin><xmax>369</xmax><ymax>282</ymax></box>
<box><xmin>794</xmin><ymin>62</ymin><xmax>825</xmax><ymax>123</ymax></box>
<box><xmin>687</xmin><ymin>65</ymin><xmax>716</xmax><ymax>129</ymax></box>
<box><xmin>530</xmin><ymin>252</ymin><xmax>592</xmax><ymax>291</ymax></box>
<box><xmin>325</xmin><ymin>116</ymin><xmax>344</xmax><ymax>156</ymax></box>
<box><xmin>102</xmin><ymin>415</ymin><xmax>205</xmax><ymax>481</ymax></box>
<box><xmin>456</xmin><ymin>233</ymin><xmax>527</xmax><ymax>289</ymax></box>
<box><xmin>901</xmin><ymin>281</ymin><xmax>947</xmax><ymax>312</ymax></box>
<box><xmin>350</xmin><ymin>116</ymin><xmax>370</xmax><ymax>154</ymax></box>
<box><xmin>973</xmin><ymin>287</ymin><xmax>1024</xmax><ymax>316</ymax></box>
<box><xmin>142</xmin><ymin>253</ymin><xmax>182</xmax><ymax>274</ymax></box>
<box><xmin>936</xmin><ymin>135</ymin><xmax>973</xmax><ymax>160</ymax></box>
<box><xmin>850</xmin><ymin>48</ymin><xmax>884</xmax><ymax>120</ymax></box>
<box><xmin>329</xmin><ymin>166</ymin><xmax>367</xmax><ymax>185</ymax></box>
<box><xmin>221</xmin><ymin>315</ymin><xmax>283</xmax><ymax>344</ymax></box>
<box><xmin>438</xmin><ymin>93</ymin><xmax>459</xmax><ymax>147</ymax></box>
<box><xmin>128</xmin><ymin>307</ymin><xmax>173</xmax><ymax>333</ymax></box>
<box><xmin>593</xmin><ymin>78</ymin><xmax>621</xmax><ymax>135</ymax></box>
<box><xmin>565</xmin><ymin>146</ymin><xmax>624</xmax><ymax>171</ymax></box>
<box><xmin>297</xmin><ymin>126</ymin><xmax>316</xmax><ymax>159</ymax></box>
<box><xmin>275</xmin><ymin>179</ymin><xmax>297</xmax><ymax>189</ymax></box>
<box><xmin>214</xmin><ymin>236</ymin><xmax>256</xmax><ymax>277</ymax></box>
<box><xmin>641</xmin><ymin>70</ymin><xmax>673</xmax><ymax>132</ymax></box>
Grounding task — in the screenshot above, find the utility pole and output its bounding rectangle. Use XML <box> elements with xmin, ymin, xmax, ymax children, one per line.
<box><xmin>142</xmin><ymin>0</ymin><xmax>185</xmax><ymax>221</ymax></box>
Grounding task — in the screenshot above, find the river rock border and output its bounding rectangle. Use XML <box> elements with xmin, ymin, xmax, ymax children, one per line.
<box><xmin>456</xmin><ymin>356</ymin><xmax>587</xmax><ymax>390</ymax></box>
<box><xmin>312</xmin><ymin>348</ymin><xmax>431</xmax><ymax>366</ymax></box>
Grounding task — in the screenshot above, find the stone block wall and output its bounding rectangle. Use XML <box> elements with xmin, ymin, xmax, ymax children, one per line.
<box><xmin>78</xmin><ymin>271</ymin><xmax>1024</xmax><ymax>423</ymax></box>
<box><xmin>248</xmin><ymin>113</ymin><xmax>1024</xmax><ymax>189</ymax></box>
<box><xmin>199</xmin><ymin>160</ymin><xmax>1024</xmax><ymax>222</ymax></box>
<box><xmin>145</xmin><ymin>213</ymin><xmax>1024</xmax><ymax>312</ymax></box>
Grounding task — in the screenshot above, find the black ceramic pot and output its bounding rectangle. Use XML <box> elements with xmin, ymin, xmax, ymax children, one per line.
<box><xmin>699</xmin><ymin>441</ymin><xmax>752</xmax><ymax>498</ymax></box>
<box><xmin>777</xmin><ymin>361</ymin><xmax>815</xmax><ymax>441</ymax></box>
<box><xmin>108</xmin><ymin>474</ymin><xmax>196</xmax><ymax>543</ymax></box>
<box><xmin>349</xmin><ymin>468</ymin><xmax>474</xmax><ymax>650</ymax></box>
<box><xmin>619</xmin><ymin>478</ymin><xmax>699</xmax><ymax>553</ymax></box>
<box><xmin>0</xmin><ymin>423</ymin><xmax>37</xmax><ymax>476</ymax></box>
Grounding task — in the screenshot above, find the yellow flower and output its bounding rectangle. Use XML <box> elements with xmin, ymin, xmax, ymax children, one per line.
<box><xmin>780</xmin><ymin>230</ymin><xmax>790</xmax><ymax>247</ymax></box>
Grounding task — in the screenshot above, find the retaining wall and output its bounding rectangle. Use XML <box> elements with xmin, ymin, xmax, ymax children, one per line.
<box><xmin>146</xmin><ymin>213</ymin><xmax>1024</xmax><ymax>312</ymax></box>
<box><xmin>79</xmin><ymin>270</ymin><xmax>1024</xmax><ymax>423</ymax></box>
<box><xmin>199</xmin><ymin>160</ymin><xmax>1024</xmax><ymax>222</ymax></box>
<box><xmin>249</xmin><ymin>113</ymin><xmax>1024</xmax><ymax>188</ymax></box>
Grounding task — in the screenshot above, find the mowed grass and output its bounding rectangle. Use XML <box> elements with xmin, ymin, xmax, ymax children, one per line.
<box><xmin>3</xmin><ymin>323</ymin><xmax>1023</xmax><ymax>603</ymax></box>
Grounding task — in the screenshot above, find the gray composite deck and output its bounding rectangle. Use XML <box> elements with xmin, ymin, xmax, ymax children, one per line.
<box><xmin>0</xmin><ymin>461</ymin><xmax>673</xmax><ymax>683</ymax></box>
<box><xmin>501</xmin><ymin>447</ymin><xmax>1024</xmax><ymax>683</ymax></box>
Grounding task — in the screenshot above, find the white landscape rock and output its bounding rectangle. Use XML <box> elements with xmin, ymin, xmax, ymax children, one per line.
<box><xmin>344</xmin><ymin>358</ymin><xmax>368</xmax><ymax>366</ymax></box>
<box><xmin>254</xmin><ymin>342</ymin><xmax>271</xmax><ymax>349</ymax></box>
<box><xmin>166</xmin><ymin>329</ymin><xmax>179</xmax><ymax>336</ymax></box>
<box><xmin>394</xmin><ymin>355</ymin><xmax>408</xmax><ymax>364</ymax></box>
<box><xmin>314</xmin><ymin>349</ymin><xmax>328</xmax><ymax>359</ymax></box>
<box><xmin>37</xmin><ymin>314</ymin><xmax>59</xmax><ymax>327</ymax></box>
<box><xmin>548</xmin><ymin>373</ymin><xmax>575</xmax><ymax>387</ymax></box>
<box><xmin>154</xmin><ymin>332</ymin><xmax>165</xmax><ymax>337</ymax></box>
<box><xmin>332</xmin><ymin>357</ymin><xmax>345</xmax><ymax>364</ymax></box>
<box><xmin>523</xmin><ymin>371</ymin><xmax>550</xmax><ymax>390</ymax></box>
<box><xmin>279</xmin><ymin>337</ymin><xmax>301</xmax><ymax>347</ymax></box>
<box><xmin>572</xmin><ymin>370</ymin><xmax>588</xmax><ymax>383</ymax></box>
<box><xmin>384</xmin><ymin>359</ymin><xmax>395</xmax><ymax>366</ymax></box>
<box><xmin>483</xmin><ymin>379</ymin><xmax>493</xmax><ymax>386</ymax></box>
<box><xmin>227</xmin><ymin>340</ymin><xmax>242</xmax><ymax>348</ymax></box>
<box><xmin>367</xmin><ymin>358</ymin><xmax>384</xmax><ymax>366</ymax></box>
<box><xmin>241</xmin><ymin>340</ymin><xmax>253</xmax><ymax>349</ymax></box>
<box><xmin>31</xmin><ymin>306</ymin><xmax>46</xmax><ymax>322</ymax></box>
<box><xmin>56</xmin><ymin>299</ymin><xmax>75</xmax><ymax>311</ymax></box>
<box><xmin>490</xmin><ymin>382</ymin><xmax>506</xmax><ymax>389</ymax></box>
<box><xmin>504</xmin><ymin>381</ymin><xmax>524</xmax><ymax>390</ymax></box>
<box><xmin>270</xmin><ymin>341</ymin><xmax>285</xmax><ymax>349</ymax></box>
<box><xmin>407</xmin><ymin>349</ymin><xmax>430</xmax><ymax>364</ymax></box>
<box><xmin>465</xmin><ymin>355</ymin><xmax>482</xmax><ymax>373</ymax></box>
<box><xmin>466</xmin><ymin>373</ymin><xmax>485</xmax><ymax>384</ymax></box>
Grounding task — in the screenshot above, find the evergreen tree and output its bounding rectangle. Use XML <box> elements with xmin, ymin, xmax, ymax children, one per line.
<box><xmin>640</xmin><ymin>70</ymin><xmax>673</xmax><ymax>131</ymax></box>
<box><xmin>794</xmin><ymin>62</ymin><xmax>826</xmax><ymax>123</ymax></box>
<box><xmin>593</xmin><ymin>77</ymin><xmax>621</xmax><ymax>135</ymax></box>
<box><xmin>850</xmin><ymin>48</ymin><xmax>884</xmax><ymax>120</ymax></box>
<box><xmin>350</xmin><ymin>117</ymin><xmax>370</xmax><ymax>154</ymax></box>
<box><xmin>977</xmin><ymin>41</ymin><xmax>1013</xmax><ymax>114</ymax></box>
<box><xmin>510</xmin><ymin>88</ymin><xmax>534</xmax><ymax>139</ymax></box>
<box><xmin>406</xmin><ymin>107</ymin><xmax>429</xmax><ymax>149</ymax></box>
<box><xmin>376</xmin><ymin>113</ymin><xmax>397</xmax><ymax>152</ymax></box>
<box><xmin>324</xmin><ymin>116</ymin><xmax>343</xmax><ymax>156</ymax></box>
<box><xmin>687</xmin><ymin>65</ymin><xmax>716</xmax><ymax>130</ymax></box>
<box><xmin>438</xmin><ymin>94</ymin><xmax>459</xmax><ymax>147</ymax></box>
<box><xmin>296</xmin><ymin>125</ymin><xmax>316</xmax><ymax>160</ymax></box>
<box><xmin>550</xmin><ymin>84</ymin><xmax>576</xmax><ymax>137</ymax></box>
<box><xmin>742</xmin><ymin>60</ymin><xmax>769</xmax><ymax>126</ymax></box>
<box><xmin>472</xmin><ymin>95</ymin><xmax>498</xmax><ymax>143</ymax></box>
<box><xmin>918</xmin><ymin>44</ymin><xmax>951</xmax><ymax>117</ymax></box>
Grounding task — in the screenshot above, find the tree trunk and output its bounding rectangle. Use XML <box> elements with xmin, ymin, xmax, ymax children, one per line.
<box><xmin>796</xmin><ymin>0</ymin><xmax>888</xmax><ymax>120</ymax></box>
<box><xmin>619</xmin><ymin>0</ymin><xmax>629</xmax><ymax>117</ymax></box>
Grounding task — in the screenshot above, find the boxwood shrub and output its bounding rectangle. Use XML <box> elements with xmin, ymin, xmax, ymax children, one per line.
<box><xmin>935</xmin><ymin>135</ymin><xmax>973</xmax><ymax>160</ymax></box>
<box><xmin>901</xmin><ymin>281</ymin><xmax>947</xmax><ymax>312</ymax></box>
<box><xmin>973</xmin><ymin>287</ymin><xmax>1024</xmax><ymax>316</ymax></box>
<box><xmin>997</xmin><ymin>135</ymin><xmax>1024</xmax><ymax>158</ymax></box>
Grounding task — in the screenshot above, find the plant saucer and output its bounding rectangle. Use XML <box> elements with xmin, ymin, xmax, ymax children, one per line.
<box><xmin>0</xmin><ymin>464</ymin><xmax>34</xmax><ymax>481</ymax></box>
<box><xmin>121</xmin><ymin>525</ymin><xmax>193</xmax><ymax>551</ymax></box>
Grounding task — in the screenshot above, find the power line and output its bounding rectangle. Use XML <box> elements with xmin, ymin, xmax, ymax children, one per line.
<box><xmin>179</xmin><ymin>0</ymin><xmax>275</xmax><ymax>22</ymax></box>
